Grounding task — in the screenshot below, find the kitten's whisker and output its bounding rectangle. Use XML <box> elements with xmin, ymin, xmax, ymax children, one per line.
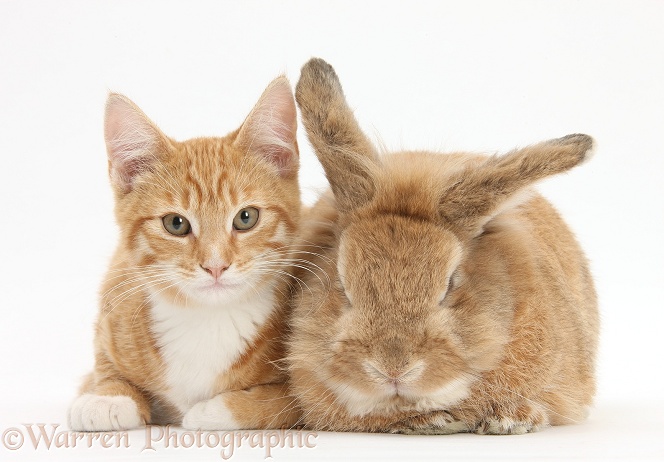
<box><xmin>104</xmin><ymin>272</ymin><xmax>172</xmax><ymax>307</ymax></box>
<box><xmin>256</xmin><ymin>261</ymin><xmax>328</xmax><ymax>289</ymax></box>
<box><xmin>252</xmin><ymin>269</ymin><xmax>313</xmax><ymax>297</ymax></box>
<box><xmin>252</xmin><ymin>244</ymin><xmax>334</xmax><ymax>264</ymax></box>
<box><xmin>100</xmin><ymin>270</ymin><xmax>173</xmax><ymax>299</ymax></box>
<box><xmin>100</xmin><ymin>275</ymin><xmax>175</xmax><ymax>325</ymax></box>
<box><xmin>258</xmin><ymin>258</ymin><xmax>331</xmax><ymax>285</ymax></box>
<box><xmin>104</xmin><ymin>264</ymin><xmax>179</xmax><ymax>276</ymax></box>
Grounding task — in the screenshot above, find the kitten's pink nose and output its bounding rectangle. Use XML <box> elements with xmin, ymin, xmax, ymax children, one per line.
<box><xmin>201</xmin><ymin>264</ymin><xmax>230</xmax><ymax>280</ymax></box>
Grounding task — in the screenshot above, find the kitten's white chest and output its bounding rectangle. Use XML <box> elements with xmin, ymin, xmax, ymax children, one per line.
<box><xmin>149</xmin><ymin>289</ymin><xmax>275</xmax><ymax>414</ymax></box>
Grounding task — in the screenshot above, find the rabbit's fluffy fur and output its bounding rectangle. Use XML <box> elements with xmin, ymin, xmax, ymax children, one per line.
<box><xmin>287</xmin><ymin>58</ymin><xmax>599</xmax><ymax>434</ymax></box>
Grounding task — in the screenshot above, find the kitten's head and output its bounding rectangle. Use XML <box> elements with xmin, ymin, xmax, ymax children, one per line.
<box><xmin>104</xmin><ymin>77</ymin><xmax>300</xmax><ymax>306</ymax></box>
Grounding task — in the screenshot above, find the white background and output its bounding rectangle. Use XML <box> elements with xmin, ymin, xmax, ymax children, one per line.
<box><xmin>1</xmin><ymin>1</ymin><xmax>662</xmax><ymax>460</ymax></box>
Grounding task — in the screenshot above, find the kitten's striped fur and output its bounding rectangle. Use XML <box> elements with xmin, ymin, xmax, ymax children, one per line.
<box><xmin>69</xmin><ymin>77</ymin><xmax>302</xmax><ymax>431</ymax></box>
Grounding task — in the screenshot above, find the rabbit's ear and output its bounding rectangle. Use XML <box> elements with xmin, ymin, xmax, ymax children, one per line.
<box><xmin>296</xmin><ymin>58</ymin><xmax>380</xmax><ymax>213</ymax></box>
<box><xmin>439</xmin><ymin>134</ymin><xmax>594</xmax><ymax>237</ymax></box>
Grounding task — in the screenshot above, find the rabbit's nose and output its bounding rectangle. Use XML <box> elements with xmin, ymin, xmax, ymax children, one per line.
<box><xmin>365</xmin><ymin>362</ymin><xmax>402</xmax><ymax>380</ymax></box>
<box><xmin>365</xmin><ymin>360</ymin><xmax>423</xmax><ymax>383</ymax></box>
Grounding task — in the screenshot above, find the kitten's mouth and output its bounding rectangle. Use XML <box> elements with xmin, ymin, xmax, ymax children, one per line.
<box><xmin>200</xmin><ymin>280</ymin><xmax>242</xmax><ymax>292</ymax></box>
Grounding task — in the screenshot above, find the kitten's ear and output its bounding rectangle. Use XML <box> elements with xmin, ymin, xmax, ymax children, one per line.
<box><xmin>104</xmin><ymin>93</ymin><xmax>169</xmax><ymax>193</ymax></box>
<box><xmin>439</xmin><ymin>134</ymin><xmax>594</xmax><ymax>238</ymax></box>
<box><xmin>234</xmin><ymin>76</ymin><xmax>298</xmax><ymax>178</ymax></box>
<box><xmin>296</xmin><ymin>58</ymin><xmax>380</xmax><ymax>213</ymax></box>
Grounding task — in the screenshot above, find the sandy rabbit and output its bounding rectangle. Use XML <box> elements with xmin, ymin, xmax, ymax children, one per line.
<box><xmin>287</xmin><ymin>58</ymin><xmax>599</xmax><ymax>434</ymax></box>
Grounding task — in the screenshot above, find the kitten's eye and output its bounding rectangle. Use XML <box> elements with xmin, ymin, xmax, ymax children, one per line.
<box><xmin>233</xmin><ymin>207</ymin><xmax>259</xmax><ymax>231</ymax></box>
<box><xmin>162</xmin><ymin>214</ymin><xmax>191</xmax><ymax>236</ymax></box>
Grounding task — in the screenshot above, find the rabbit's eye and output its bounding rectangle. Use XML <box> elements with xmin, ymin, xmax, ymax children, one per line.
<box><xmin>342</xmin><ymin>286</ymin><xmax>354</xmax><ymax>307</ymax></box>
<box><xmin>438</xmin><ymin>271</ymin><xmax>458</xmax><ymax>306</ymax></box>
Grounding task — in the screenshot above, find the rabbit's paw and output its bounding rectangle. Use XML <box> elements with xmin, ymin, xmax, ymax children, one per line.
<box><xmin>474</xmin><ymin>405</ymin><xmax>547</xmax><ymax>435</ymax></box>
<box><xmin>391</xmin><ymin>410</ymin><xmax>470</xmax><ymax>435</ymax></box>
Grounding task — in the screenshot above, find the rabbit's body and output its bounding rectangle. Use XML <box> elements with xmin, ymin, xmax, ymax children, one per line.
<box><xmin>288</xmin><ymin>59</ymin><xmax>598</xmax><ymax>434</ymax></box>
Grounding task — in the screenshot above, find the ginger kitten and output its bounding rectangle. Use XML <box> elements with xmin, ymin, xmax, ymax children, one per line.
<box><xmin>68</xmin><ymin>76</ymin><xmax>302</xmax><ymax>431</ymax></box>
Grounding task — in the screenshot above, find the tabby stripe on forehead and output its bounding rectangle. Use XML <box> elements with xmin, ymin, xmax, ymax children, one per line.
<box><xmin>147</xmin><ymin>185</ymin><xmax>176</xmax><ymax>206</ymax></box>
<box><xmin>181</xmin><ymin>186</ymin><xmax>191</xmax><ymax>211</ymax></box>
<box><xmin>228</xmin><ymin>184</ymin><xmax>238</xmax><ymax>205</ymax></box>
<box><xmin>185</xmin><ymin>170</ymin><xmax>206</xmax><ymax>205</ymax></box>
<box><xmin>215</xmin><ymin>170</ymin><xmax>232</xmax><ymax>202</ymax></box>
<box><xmin>216</xmin><ymin>180</ymin><xmax>237</xmax><ymax>205</ymax></box>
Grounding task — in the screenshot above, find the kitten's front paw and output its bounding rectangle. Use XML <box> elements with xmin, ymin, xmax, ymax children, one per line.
<box><xmin>68</xmin><ymin>394</ymin><xmax>143</xmax><ymax>431</ymax></box>
<box><xmin>182</xmin><ymin>395</ymin><xmax>239</xmax><ymax>430</ymax></box>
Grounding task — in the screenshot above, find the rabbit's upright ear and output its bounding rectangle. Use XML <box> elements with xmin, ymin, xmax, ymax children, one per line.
<box><xmin>296</xmin><ymin>58</ymin><xmax>380</xmax><ymax>213</ymax></box>
<box><xmin>439</xmin><ymin>134</ymin><xmax>594</xmax><ymax>238</ymax></box>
